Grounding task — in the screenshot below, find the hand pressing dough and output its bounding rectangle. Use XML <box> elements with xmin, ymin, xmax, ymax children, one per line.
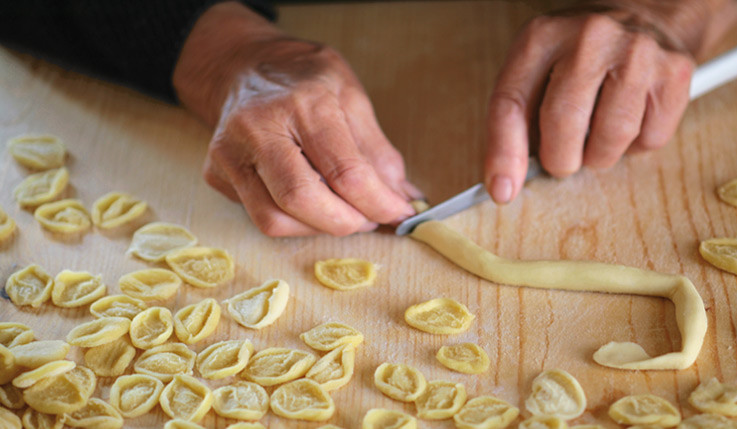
<box><xmin>689</xmin><ymin>378</ymin><xmax>737</xmax><ymax>416</ymax></box>
<box><xmin>134</xmin><ymin>343</ymin><xmax>196</xmax><ymax>382</ymax></box>
<box><xmin>34</xmin><ymin>199</ymin><xmax>91</xmax><ymax>233</ymax></box>
<box><xmin>436</xmin><ymin>343</ymin><xmax>490</xmax><ymax>374</ymax></box>
<box><xmin>314</xmin><ymin>258</ymin><xmax>377</xmax><ymax>290</ymax></box>
<box><xmin>0</xmin><ymin>205</ymin><xmax>16</xmax><ymax>242</ymax></box>
<box><xmin>241</xmin><ymin>347</ymin><xmax>316</xmax><ymax>386</ymax></box>
<box><xmin>699</xmin><ymin>238</ymin><xmax>737</xmax><ymax>275</ymax></box>
<box><xmin>270</xmin><ymin>379</ymin><xmax>335</xmax><ymax>421</ymax></box>
<box><xmin>300</xmin><ymin>322</ymin><xmax>364</xmax><ymax>351</ymax></box>
<box><xmin>411</xmin><ymin>220</ymin><xmax>707</xmax><ymax>370</ymax></box>
<box><xmin>128</xmin><ymin>222</ymin><xmax>197</xmax><ymax>262</ymax></box>
<box><xmin>196</xmin><ymin>339</ymin><xmax>253</xmax><ymax>380</ymax></box>
<box><xmin>718</xmin><ymin>178</ymin><xmax>737</xmax><ymax>208</ymax></box>
<box><xmin>109</xmin><ymin>374</ymin><xmax>164</xmax><ymax>418</ymax></box>
<box><xmin>608</xmin><ymin>394</ymin><xmax>681</xmax><ymax>426</ymax></box>
<box><xmin>453</xmin><ymin>395</ymin><xmax>519</xmax><ymax>429</ymax></box>
<box><xmin>404</xmin><ymin>298</ymin><xmax>475</xmax><ymax>334</ymax></box>
<box><xmin>51</xmin><ymin>270</ymin><xmax>106</xmax><ymax>307</ymax></box>
<box><xmin>7</xmin><ymin>134</ymin><xmax>66</xmax><ymax>170</ymax></box>
<box><xmin>129</xmin><ymin>306</ymin><xmax>174</xmax><ymax>349</ymax></box>
<box><xmin>90</xmin><ymin>294</ymin><xmax>147</xmax><ymax>319</ymax></box>
<box><xmin>173</xmin><ymin>298</ymin><xmax>221</xmax><ymax>344</ymax></box>
<box><xmin>362</xmin><ymin>408</ymin><xmax>417</xmax><ymax>429</ymax></box>
<box><xmin>118</xmin><ymin>268</ymin><xmax>182</xmax><ymax>301</ymax></box>
<box><xmin>91</xmin><ymin>191</ymin><xmax>147</xmax><ymax>229</ymax></box>
<box><xmin>63</xmin><ymin>397</ymin><xmax>123</xmax><ymax>429</ymax></box>
<box><xmin>8</xmin><ymin>340</ymin><xmax>69</xmax><ymax>368</ymax></box>
<box><xmin>0</xmin><ymin>322</ymin><xmax>34</xmax><ymax>348</ymax></box>
<box><xmin>83</xmin><ymin>336</ymin><xmax>136</xmax><ymax>377</ymax></box>
<box><xmin>211</xmin><ymin>381</ymin><xmax>269</xmax><ymax>420</ymax></box>
<box><xmin>525</xmin><ymin>369</ymin><xmax>586</xmax><ymax>420</ymax></box>
<box><xmin>414</xmin><ymin>380</ymin><xmax>467</xmax><ymax>420</ymax></box>
<box><xmin>13</xmin><ymin>167</ymin><xmax>68</xmax><ymax>207</ymax></box>
<box><xmin>223</xmin><ymin>279</ymin><xmax>289</xmax><ymax>329</ymax></box>
<box><xmin>374</xmin><ymin>362</ymin><xmax>427</xmax><ymax>402</ymax></box>
<box><xmin>159</xmin><ymin>374</ymin><xmax>213</xmax><ymax>423</ymax></box>
<box><xmin>518</xmin><ymin>416</ymin><xmax>567</xmax><ymax>429</ymax></box>
<box><xmin>305</xmin><ymin>343</ymin><xmax>355</xmax><ymax>391</ymax></box>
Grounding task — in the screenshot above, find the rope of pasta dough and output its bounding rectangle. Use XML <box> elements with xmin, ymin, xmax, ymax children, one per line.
<box><xmin>410</xmin><ymin>220</ymin><xmax>707</xmax><ymax>370</ymax></box>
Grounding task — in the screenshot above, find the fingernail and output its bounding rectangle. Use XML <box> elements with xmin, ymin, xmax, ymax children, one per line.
<box><xmin>490</xmin><ymin>175</ymin><xmax>513</xmax><ymax>204</ymax></box>
<box><xmin>359</xmin><ymin>222</ymin><xmax>379</xmax><ymax>233</ymax></box>
<box><xmin>400</xmin><ymin>181</ymin><xmax>425</xmax><ymax>201</ymax></box>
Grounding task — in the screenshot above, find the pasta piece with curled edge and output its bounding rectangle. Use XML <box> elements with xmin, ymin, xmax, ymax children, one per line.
<box><xmin>306</xmin><ymin>344</ymin><xmax>355</xmax><ymax>391</ymax></box>
<box><xmin>436</xmin><ymin>343</ymin><xmax>490</xmax><ymax>374</ymax></box>
<box><xmin>64</xmin><ymin>397</ymin><xmax>124</xmax><ymax>429</ymax></box>
<box><xmin>130</xmin><ymin>307</ymin><xmax>174</xmax><ymax>349</ymax></box>
<box><xmin>453</xmin><ymin>396</ymin><xmax>520</xmax><ymax>429</ymax></box>
<box><xmin>718</xmin><ymin>178</ymin><xmax>737</xmax><ymax>208</ymax></box>
<box><xmin>90</xmin><ymin>295</ymin><xmax>147</xmax><ymax>320</ymax></box>
<box><xmin>66</xmin><ymin>317</ymin><xmax>130</xmax><ymax>348</ymax></box>
<box><xmin>678</xmin><ymin>413</ymin><xmax>737</xmax><ymax>429</ymax></box>
<box><xmin>165</xmin><ymin>420</ymin><xmax>206</xmax><ymax>429</ymax></box>
<box><xmin>569</xmin><ymin>426</ymin><xmax>603</xmax><ymax>429</ymax></box>
<box><xmin>12</xmin><ymin>360</ymin><xmax>76</xmax><ymax>388</ymax></box>
<box><xmin>374</xmin><ymin>362</ymin><xmax>427</xmax><ymax>402</ymax></box>
<box><xmin>608</xmin><ymin>394</ymin><xmax>681</xmax><ymax>426</ymax></box>
<box><xmin>223</xmin><ymin>279</ymin><xmax>289</xmax><ymax>329</ymax></box>
<box><xmin>518</xmin><ymin>416</ymin><xmax>567</xmax><ymax>429</ymax></box>
<box><xmin>300</xmin><ymin>322</ymin><xmax>364</xmax><ymax>351</ymax></box>
<box><xmin>166</xmin><ymin>247</ymin><xmax>235</xmax><ymax>288</ymax></box>
<box><xmin>13</xmin><ymin>167</ymin><xmax>68</xmax><ymax>207</ymax></box>
<box><xmin>414</xmin><ymin>380</ymin><xmax>467</xmax><ymax>420</ymax></box>
<box><xmin>270</xmin><ymin>379</ymin><xmax>335</xmax><ymax>421</ymax></box>
<box><xmin>84</xmin><ymin>337</ymin><xmax>136</xmax><ymax>377</ymax></box>
<box><xmin>119</xmin><ymin>268</ymin><xmax>182</xmax><ymax>301</ymax></box>
<box><xmin>23</xmin><ymin>366</ymin><xmax>96</xmax><ymax>415</ymax></box>
<box><xmin>404</xmin><ymin>298</ymin><xmax>475</xmax><ymax>334</ymax></box>
<box><xmin>314</xmin><ymin>258</ymin><xmax>377</xmax><ymax>290</ymax></box>
<box><xmin>0</xmin><ymin>323</ymin><xmax>34</xmax><ymax>348</ymax></box>
<box><xmin>700</xmin><ymin>238</ymin><xmax>737</xmax><ymax>275</ymax></box>
<box><xmin>0</xmin><ymin>345</ymin><xmax>20</xmax><ymax>385</ymax></box>
<box><xmin>160</xmin><ymin>374</ymin><xmax>213</xmax><ymax>422</ymax></box>
<box><xmin>22</xmin><ymin>407</ymin><xmax>64</xmax><ymax>429</ymax></box>
<box><xmin>10</xmin><ymin>340</ymin><xmax>69</xmax><ymax>368</ymax></box>
<box><xmin>196</xmin><ymin>340</ymin><xmax>253</xmax><ymax>380</ymax></box>
<box><xmin>7</xmin><ymin>134</ymin><xmax>66</xmax><ymax>170</ymax></box>
<box><xmin>91</xmin><ymin>192</ymin><xmax>147</xmax><ymax>229</ymax></box>
<box><xmin>363</xmin><ymin>408</ymin><xmax>417</xmax><ymax>429</ymax></box>
<box><xmin>0</xmin><ymin>407</ymin><xmax>21</xmax><ymax>428</ymax></box>
<box><xmin>0</xmin><ymin>205</ymin><xmax>16</xmax><ymax>242</ymax></box>
<box><xmin>211</xmin><ymin>381</ymin><xmax>269</xmax><ymax>420</ymax></box>
<box><xmin>226</xmin><ymin>423</ymin><xmax>266</xmax><ymax>429</ymax></box>
<box><xmin>0</xmin><ymin>384</ymin><xmax>24</xmax><ymax>409</ymax></box>
<box><xmin>128</xmin><ymin>222</ymin><xmax>198</xmax><ymax>262</ymax></box>
<box><xmin>688</xmin><ymin>378</ymin><xmax>737</xmax><ymax>416</ymax></box>
<box><xmin>51</xmin><ymin>270</ymin><xmax>106</xmax><ymax>308</ymax></box>
<box><xmin>109</xmin><ymin>374</ymin><xmax>164</xmax><ymax>418</ymax></box>
<box><xmin>34</xmin><ymin>199</ymin><xmax>91</xmax><ymax>233</ymax></box>
<box><xmin>134</xmin><ymin>343</ymin><xmax>196</xmax><ymax>382</ymax></box>
<box><xmin>173</xmin><ymin>298</ymin><xmax>221</xmax><ymax>344</ymax></box>
<box><xmin>241</xmin><ymin>347</ymin><xmax>317</xmax><ymax>387</ymax></box>
<box><xmin>525</xmin><ymin>369</ymin><xmax>586</xmax><ymax>420</ymax></box>
<box><xmin>5</xmin><ymin>264</ymin><xmax>53</xmax><ymax>308</ymax></box>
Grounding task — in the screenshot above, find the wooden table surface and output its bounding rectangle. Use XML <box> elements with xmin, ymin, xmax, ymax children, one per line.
<box><xmin>2</xmin><ymin>1</ymin><xmax>737</xmax><ymax>427</ymax></box>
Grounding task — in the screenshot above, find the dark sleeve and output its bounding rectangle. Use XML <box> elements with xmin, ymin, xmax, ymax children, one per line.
<box><xmin>0</xmin><ymin>1</ymin><xmax>276</xmax><ymax>102</ymax></box>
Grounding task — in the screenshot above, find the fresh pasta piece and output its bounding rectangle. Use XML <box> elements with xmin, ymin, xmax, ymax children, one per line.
<box><xmin>453</xmin><ymin>396</ymin><xmax>520</xmax><ymax>429</ymax></box>
<box><xmin>164</xmin><ymin>420</ymin><xmax>206</xmax><ymax>429</ymax></box>
<box><xmin>374</xmin><ymin>362</ymin><xmax>427</xmax><ymax>402</ymax></box>
<box><xmin>0</xmin><ymin>205</ymin><xmax>16</xmax><ymax>242</ymax></box>
<box><xmin>270</xmin><ymin>379</ymin><xmax>335</xmax><ymax>421</ymax></box>
<box><xmin>314</xmin><ymin>258</ymin><xmax>377</xmax><ymax>290</ymax></box>
<box><xmin>362</xmin><ymin>408</ymin><xmax>417</xmax><ymax>429</ymax></box>
<box><xmin>226</xmin><ymin>423</ymin><xmax>266</xmax><ymax>429</ymax></box>
<box><xmin>305</xmin><ymin>344</ymin><xmax>355</xmax><ymax>391</ymax></box>
<box><xmin>84</xmin><ymin>337</ymin><xmax>136</xmax><ymax>377</ymax></box>
<box><xmin>109</xmin><ymin>374</ymin><xmax>164</xmax><ymax>418</ymax></box>
<box><xmin>91</xmin><ymin>192</ymin><xmax>147</xmax><ymax>229</ymax></box>
<box><xmin>134</xmin><ymin>343</ymin><xmax>196</xmax><ymax>382</ymax></box>
<box><xmin>0</xmin><ymin>346</ymin><xmax>20</xmax><ymax>385</ymax></box>
<box><xmin>300</xmin><ymin>322</ymin><xmax>364</xmax><ymax>351</ymax></box>
<box><xmin>23</xmin><ymin>366</ymin><xmax>96</xmax><ymax>415</ymax></box>
<box><xmin>159</xmin><ymin>375</ymin><xmax>213</xmax><ymax>422</ymax></box>
<box><xmin>66</xmin><ymin>317</ymin><xmax>130</xmax><ymax>347</ymax></box>
<box><xmin>608</xmin><ymin>394</ymin><xmax>681</xmax><ymax>426</ymax></box>
<box><xmin>718</xmin><ymin>178</ymin><xmax>737</xmax><ymax>208</ymax></box>
<box><xmin>7</xmin><ymin>134</ymin><xmax>66</xmax><ymax>170</ymax></box>
<box><xmin>196</xmin><ymin>339</ymin><xmax>253</xmax><ymax>380</ymax></box>
<box><xmin>51</xmin><ymin>270</ymin><xmax>106</xmax><ymax>308</ymax></box>
<box><xmin>0</xmin><ymin>407</ymin><xmax>21</xmax><ymax>428</ymax></box>
<box><xmin>90</xmin><ymin>295</ymin><xmax>147</xmax><ymax>319</ymax></box>
<box><xmin>436</xmin><ymin>343</ymin><xmax>490</xmax><ymax>374</ymax></box>
<box><xmin>0</xmin><ymin>384</ymin><xmax>24</xmax><ymax>409</ymax></box>
<box><xmin>317</xmin><ymin>426</ymin><xmax>344</xmax><ymax>429</ymax></box>
<box><xmin>10</xmin><ymin>340</ymin><xmax>69</xmax><ymax>368</ymax></box>
<box><xmin>678</xmin><ymin>413</ymin><xmax>737</xmax><ymax>429</ymax></box>
<box><xmin>568</xmin><ymin>426</ymin><xmax>603</xmax><ymax>429</ymax></box>
<box><xmin>700</xmin><ymin>238</ymin><xmax>737</xmax><ymax>275</ymax></box>
<box><xmin>223</xmin><ymin>279</ymin><xmax>289</xmax><ymax>329</ymax></box>
<box><xmin>414</xmin><ymin>380</ymin><xmax>467</xmax><ymax>420</ymax></box>
<box><xmin>166</xmin><ymin>247</ymin><xmax>235</xmax><ymax>288</ymax></box>
<box><xmin>34</xmin><ymin>199</ymin><xmax>90</xmax><ymax>233</ymax></box>
<box><xmin>64</xmin><ymin>397</ymin><xmax>123</xmax><ymax>429</ymax></box>
<box><xmin>13</xmin><ymin>168</ymin><xmax>68</xmax><ymax>207</ymax></box>
<box><xmin>689</xmin><ymin>378</ymin><xmax>737</xmax><ymax>416</ymax></box>
<box><xmin>5</xmin><ymin>264</ymin><xmax>53</xmax><ymax>308</ymax></box>
<box><xmin>0</xmin><ymin>323</ymin><xmax>34</xmax><ymax>348</ymax></box>
<box><xmin>12</xmin><ymin>360</ymin><xmax>76</xmax><ymax>388</ymax></box>
<box><xmin>128</xmin><ymin>222</ymin><xmax>198</xmax><ymax>262</ymax></box>
<box><xmin>173</xmin><ymin>298</ymin><xmax>221</xmax><ymax>344</ymax></box>
<box><xmin>211</xmin><ymin>381</ymin><xmax>268</xmax><ymax>420</ymax></box>
<box><xmin>518</xmin><ymin>416</ymin><xmax>568</xmax><ymax>429</ymax></box>
<box><xmin>242</xmin><ymin>347</ymin><xmax>316</xmax><ymax>387</ymax></box>
<box><xmin>129</xmin><ymin>307</ymin><xmax>174</xmax><ymax>349</ymax></box>
<box><xmin>525</xmin><ymin>369</ymin><xmax>586</xmax><ymax>420</ymax></box>
<box><xmin>118</xmin><ymin>268</ymin><xmax>181</xmax><ymax>301</ymax></box>
<box><xmin>22</xmin><ymin>408</ymin><xmax>63</xmax><ymax>429</ymax></box>
<box><xmin>404</xmin><ymin>298</ymin><xmax>475</xmax><ymax>334</ymax></box>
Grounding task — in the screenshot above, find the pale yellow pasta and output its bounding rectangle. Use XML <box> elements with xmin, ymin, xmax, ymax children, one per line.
<box><xmin>7</xmin><ymin>134</ymin><xmax>66</xmax><ymax>170</ymax></box>
<box><xmin>525</xmin><ymin>369</ymin><xmax>586</xmax><ymax>420</ymax></box>
<box><xmin>609</xmin><ymin>394</ymin><xmax>681</xmax><ymax>426</ymax></box>
<box><xmin>226</xmin><ymin>423</ymin><xmax>265</xmax><ymax>429</ymax></box>
<box><xmin>0</xmin><ymin>384</ymin><xmax>24</xmax><ymax>409</ymax></box>
<box><xmin>678</xmin><ymin>413</ymin><xmax>737</xmax><ymax>429</ymax></box>
<box><xmin>317</xmin><ymin>426</ymin><xmax>344</xmax><ymax>429</ymax></box>
<box><xmin>109</xmin><ymin>374</ymin><xmax>164</xmax><ymax>418</ymax></box>
<box><xmin>270</xmin><ymin>379</ymin><xmax>335</xmax><ymax>421</ymax></box>
<box><xmin>23</xmin><ymin>366</ymin><xmax>96</xmax><ymax>415</ymax></box>
<box><xmin>242</xmin><ymin>347</ymin><xmax>316</xmax><ymax>387</ymax></box>
<box><xmin>134</xmin><ymin>343</ymin><xmax>196</xmax><ymax>382</ymax></box>
<box><xmin>129</xmin><ymin>307</ymin><xmax>174</xmax><ymax>349</ymax></box>
<box><xmin>405</xmin><ymin>298</ymin><xmax>475</xmax><ymax>334</ymax></box>
<box><xmin>63</xmin><ymin>397</ymin><xmax>123</xmax><ymax>429</ymax></box>
<box><xmin>91</xmin><ymin>191</ymin><xmax>147</xmax><ymax>229</ymax></box>
<box><xmin>363</xmin><ymin>408</ymin><xmax>417</xmax><ymax>429</ymax></box>
<box><xmin>66</xmin><ymin>317</ymin><xmax>130</xmax><ymax>347</ymax></box>
<box><xmin>118</xmin><ymin>268</ymin><xmax>181</xmax><ymax>301</ymax></box>
<box><xmin>13</xmin><ymin>167</ymin><xmax>68</xmax><ymax>207</ymax></box>
<box><xmin>718</xmin><ymin>178</ymin><xmax>737</xmax><ymax>208</ymax></box>
<box><xmin>0</xmin><ymin>205</ymin><xmax>16</xmax><ymax>242</ymax></box>
<box><xmin>164</xmin><ymin>420</ymin><xmax>206</xmax><ymax>429</ymax></box>
<box><xmin>374</xmin><ymin>362</ymin><xmax>427</xmax><ymax>402</ymax></box>
<box><xmin>300</xmin><ymin>322</ymin><xmax>364</xmax><ymax>351</ymax></box>
<box><xmin>22</xmin><ymin>408</ymin><xmax>63</xmax><ymax>429</ymax></box>
<box><xmin>84</xmin><ymin>337</ymin><xmax>136</xmax><ymax>377</ymax></box>
<box><xmin>518</xmin><ymin>416</ymin><xmax>568</xmax><ymax>429</ymax></box>
<box><xmin>568</xmin><ymin>426</ymin><xmax>603</xmax><ymax>429</ymax></box>
<box><xmin>9</xmin><ymin>340</ymin><xmax>69</xmax><ymax>368</ymax></box>
<box><xmin>166</xmin><ymin>247</ymin><xmax>235</xmax><ymax>288</ymax></box>
<box><xmin>173</xmin><ymin>298</ymin><xmax>221</xmax><ymax>344</ymax></box>
<box><xmin>223</xmin><ymin>279</ymin><xmax>289</xmax><ymax>329</ymax></box>
<box><xmin>5</xmin><ymin>264</ymin><xmax>53</xmax><ymax>308</ymax></box>
<box><xmin>414</xmin><ymin>380</ymin><xmax>467</xmax><ymax>420</ymax></box>
<box><xmin>314</xmin><ymin>258</ymin><xmax>377</xmax><ymax>290</ymax></box>
<box><xmin>0</xmin><ymin>346</ymin><xmax>20</xmax><ymax>385</ymax></box>
<box><xmin>159</xmin><ymin>375</ymin><xmax>213</xmax><ymax>422</ymax></box>
<box><xmin>51</xmin><ymin>270</ymin><xmax>106</xmax><ymax>308</ymax></box>
<box><xmin>700</xmin><ymin>238</ymin><xmax>737</xmax><ymax>275</ymax></box>
<box><xmin>90</xmin><ymin>295</ymin><xmax>147</xmax><ymax>319</ymax></box>
<box><xmin>305</xmin><ymin>344</ymin><xmax>355</xmax><ymax>391</ymax></box>
<box><xmin>128</xmin><ymin>222</ymin><xmax>198</xmax><ymax>262</ymax></box>
<box><xmin>453</xmin><ymin>396</ymin><xmax>520</xmax><ymax>429</ymax></box>
<box><xmin>211</xmin><ymin>381</ymin><xmax>268</xmax><ymax>420</ymax></box>
<box><xmin>196</xmin><ymin>339</ymin><xmax>253</xmax><ymax>380</ymax></box>
<box><xmin>34</xmin><ymin>199</ymin><xmax>90</xmax><ymax>233</ymax></box>
<box><xmin>436</xmin><ymin>343</ymin><xmax>490</xmax><ymax>374</ymax></box>
<box><xmin>689</xmin><ymin>378</ymin><xmax>737</xmax><ymax>416</ymax></box>
<box><xmin>0</xmin><ymin>323</ymin><xmax>34</xmax><ymax>348</ymax></box>
<box><xmin>0</xmin><ymin>407</ymin><xmax>21</xmax><ymax>429</ymax></box>
<box><xmin>12</xmin><ymin>360</ymin><xmax>75</xmax><ymax>388</ymax></box>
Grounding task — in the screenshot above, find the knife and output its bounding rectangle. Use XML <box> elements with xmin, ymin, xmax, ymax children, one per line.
<box><xmin>395</xmin><ymin>46</ymin><xmax>737</xmax><ymax>236</ymax></box>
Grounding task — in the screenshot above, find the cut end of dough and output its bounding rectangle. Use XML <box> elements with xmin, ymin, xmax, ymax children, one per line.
<box><xmin>593</xmin><ymin>342</ymin><xmax>652</xmax><ymax>369</ymax></box>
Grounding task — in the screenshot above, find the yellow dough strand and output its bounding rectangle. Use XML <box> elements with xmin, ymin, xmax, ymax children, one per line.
<box><xmin>410</xmin><ymin>220</ymin><xmax>707</xmax><ymax>370</ymax></box>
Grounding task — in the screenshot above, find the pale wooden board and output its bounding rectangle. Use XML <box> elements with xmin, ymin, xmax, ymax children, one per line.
<box><xmin>1</xmin><ymin>1</ymin><xmax>737</xmax><ymax>427</ymax></box>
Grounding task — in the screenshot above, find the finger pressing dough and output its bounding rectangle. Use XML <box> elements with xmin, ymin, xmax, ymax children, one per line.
<box><xmin>128</xmin><ymin>222</ymin><xmax>197</xmax><ymax>262</ymax></box>
<box><xmin>374</xmin><ymin>362</ymin><xmax>427</xmax><ymax>402</ymax></box>
<box><xmin>518</xmin><ymin>416</ymin><xmax>567</xmax><ymax>429</ymax></box>
<box><xmin>699</xmin><ymin>238</ymin><xmax>737</xmax><ymax>275</ymax></box>
<box><xmin>241</xmin><ymin>347</ymin><xmax>316</xmax><ymax>386</ymax></box>
<box><xmin>608</xmin><ymin>394</ymin><xmax>681</xmax><ymax>426</ymax></box>
<box><xmin>223</xmin><ymin>279</ymin><xmax>289</xmax><ymax>329</ymax></box>
<box><xmin>414</xmin><ymin>380</ymin><xmax>467</xmax><ymax>420</ymax></box>
<box><xmin>165</xmin><ymin>247</ymin><xmax>234</xmax><ymax>288</ymax></box>
<box><xmin>211</xmin><ymin>381</ymin><xmax>269</xmax><ymax>420</ymax></box>
<box><xmin>22</xmin><ymin>407</ymin><xmax>64</xmax><ymax>429</ymax></box>
<box><xmin>65</xmin><ymin>317</ymin><xmax>130</xmax><ymax>347</ymax></box>
<box><xmin>91</xmin><ymin>191</ymin><xmax>147</xmax><ymax>229</ymax></box>
<box><xmin>173</xmin><ymin>298</ymin><xmax>221</xmax><ymax>344</ymax></box>
<box><xmin>411</xmin><ymin>221</ymin><xmax>707</xmax><ymax>370</ymax></box>
<box><xmin>196</xmin><ymin>339</ymin><xmax>253</xmax><ymax>379</ymax></box>
<box><xmin>362</xmin><ymin>408</ymin><xmax>417</xmax><ymax>429</ymax></box>
<box><xmin>134</xmin><ymin>343</ymin><xmax>196</xmax><ymax>382</ymax></box>
<box><xmin>0</xmin><ymin>205</ymin><xmax>16</xmax><ymax>242</ymax></box>
<box><xmin>689</xmin><ymin>378</ymin><xmax>737</xmax><ymax>416</ymax></box>
<box><xmin>34</xmin><ymin>199</ymin><xmax>91</xmax><ymax>233</ymax></box>
<box><xmin>453</xmin><ymin>395</ymin><xmax>519</xmax><ymax>429</ymax></box>
<box><xmin>63</xmin><ymin>397</ymin><xmax>123</xmax><ymax>429</ymax></box>
<box><xmin>118</xmin><ymin>268</ymin><xmax>182</xmax><ymax>301</ymax></box>
<box><xmin>9</xmin><ymin>340</ymin><xmax>69</xmax><ymax>369</ymax></box>
<box><xmin>270</xmin><ymin>379</ymin><xmax>335</xmax><ymax>421</ymax></box>
<box><xmin>83</xmin><ymin>336</ymin><xmax>136</xmax><ymax>377</ymax></box>
<box><xmin>51</xmin><ymin>270</ymin><xmax>106</xmax><ymax>308</ymax></box>
<box><xmin>718</xmin><ymin>178</ymin><xmax>737</xmax><ymax>208</ymax></box>
<box><xmin>5</xmin><ymin>264</ymin><xmax>53</xmax><ymax>308</ymax></box>
<box><xmin>0</xmin><ymin>323</ymin><xmax>34</xmax><ymax>348</ymax></box>
<box><xmin>7</xmin><ymin>134</ymin><xmax>66</xmax><ymax>170</ymax></box>
<box><xmin>159</xmin><ymin>375</ymin><xmax>213</xmax><ymax>422</ymax></box>
<box><xmin>129</xmin><ymin>306</ymin><xmax>174</xmax><ymax>349</ymax></box>
<box><xmin>436</xmin><ymin>343</ymin><xmax>490</xmax><ymax>374</ymax></box>
<box><xmin>678</xmin><ymin>413</ymin><xmax>737</xmax><ymax>429</ymax></box>
<box><xmin>314</xmin><ymin>258</ymin><xmax>377</xmax><ymax>290</ymax></box>
<box><xmin>109</xmin><ymin>374</ymin><xmax>164</xmax><ymax>418</ymax></box>
<box><xmin>525</xmin><ymin>369</ymin><xmax>586</xmax><ymax>420</ymax></box>
<box><xmin>300</xmin><ymin>322</ymin><xmax>364</xmax><ymax>351</ymax></box>
<box><xmin>404</xmin><ymin>298</ymin><xmax>475</xmax><ymax>334</ymax></box>
<box><xmin>305</xmin><ymin>344</ymin><xmax>356</xmax><ymax>391</ymax></box>
<box><xmin>90</xmin><ymin>295</ymin><xmax>147</xmax><ymax>320</ymax></box>
<box><xmin>13</xmin><ymin>167</ymin><xmax>68</xmax><ymax>207</ymax></box>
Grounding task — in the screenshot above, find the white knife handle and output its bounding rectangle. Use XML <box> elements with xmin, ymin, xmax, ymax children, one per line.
<box><xmin>690</xmin><ymin>47</ymin><xmax>737</xmax><ymax>100</ymax></box>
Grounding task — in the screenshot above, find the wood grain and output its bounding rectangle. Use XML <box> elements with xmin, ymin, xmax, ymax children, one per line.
<box><xmin>1</xmin><ymin>1</ymin><xmax>736</xmax><ymax>427</ymax></box>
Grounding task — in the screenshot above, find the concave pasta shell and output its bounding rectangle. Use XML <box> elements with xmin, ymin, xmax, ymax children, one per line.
<box><xmin>66</xmin><ymin>317</ymin><xmax>130</xmax><ymax>347</ymax></box>
<box><xmin>91</xmin><ymin>191</ymin><xmax>147</xmax><ymax>229</ymax></box>
<box><xmin>223</xmin><ymin>279</ymin><xmax>289</xmax><ymax>329</ymax></box>
<box><xmin>5</xmin><ymin>264</ymin><xmax>53</xmax><ymax>308</ymax></box>
<box><xmin>166</xmin><ymin>247</ymin><xmax>235</xmax><ymax>288</ymax></box>
<box><xmin>109</xmin><ymin>374</ymin><xmax>164</xmax><ymax>418</ymax></box>
<box><xmin>134</xmin><ymin>343</ymin><xmax>196</xmax><ymax>382</ymax></box>
<box><xmin>51</xmin><ymin>271</ymin><xmax>106</xmax><ymax>308</ymax></box>
<box><xmin>7</xmin><ymin>134</ymin><xmax>66</xmax><ymax>170</ymax></box>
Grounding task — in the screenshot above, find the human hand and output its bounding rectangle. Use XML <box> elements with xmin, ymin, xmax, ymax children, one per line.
<box><xmin>174</xmin><ymin>2</ymin><xmax>421</xmax><ymax>236</ymax></box>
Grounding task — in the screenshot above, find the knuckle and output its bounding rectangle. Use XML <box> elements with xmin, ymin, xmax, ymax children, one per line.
<box><xmin>489</xmin><ymin>88</ymin><xmax>527</xmax><ymax>122</ymax></box>
<box><xmin>273</xmin><ymin>179</ymin><xmax>315</xmax><ymax>213</ymax></box>
<box><xmin>324</xmin><ymin>158</ymin><xmax>372</xmax><ymax>190</ymax></box>
<box><xmin>254</xmin><ymin>214</ymin><xmax>292</xmax><ymax>238</ymax></box>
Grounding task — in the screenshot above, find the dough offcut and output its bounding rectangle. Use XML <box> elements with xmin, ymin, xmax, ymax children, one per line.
<box><xmin>410</xmin><ymin>221</ymin><xmax>706</xmax><ymax>370</ymax></box>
